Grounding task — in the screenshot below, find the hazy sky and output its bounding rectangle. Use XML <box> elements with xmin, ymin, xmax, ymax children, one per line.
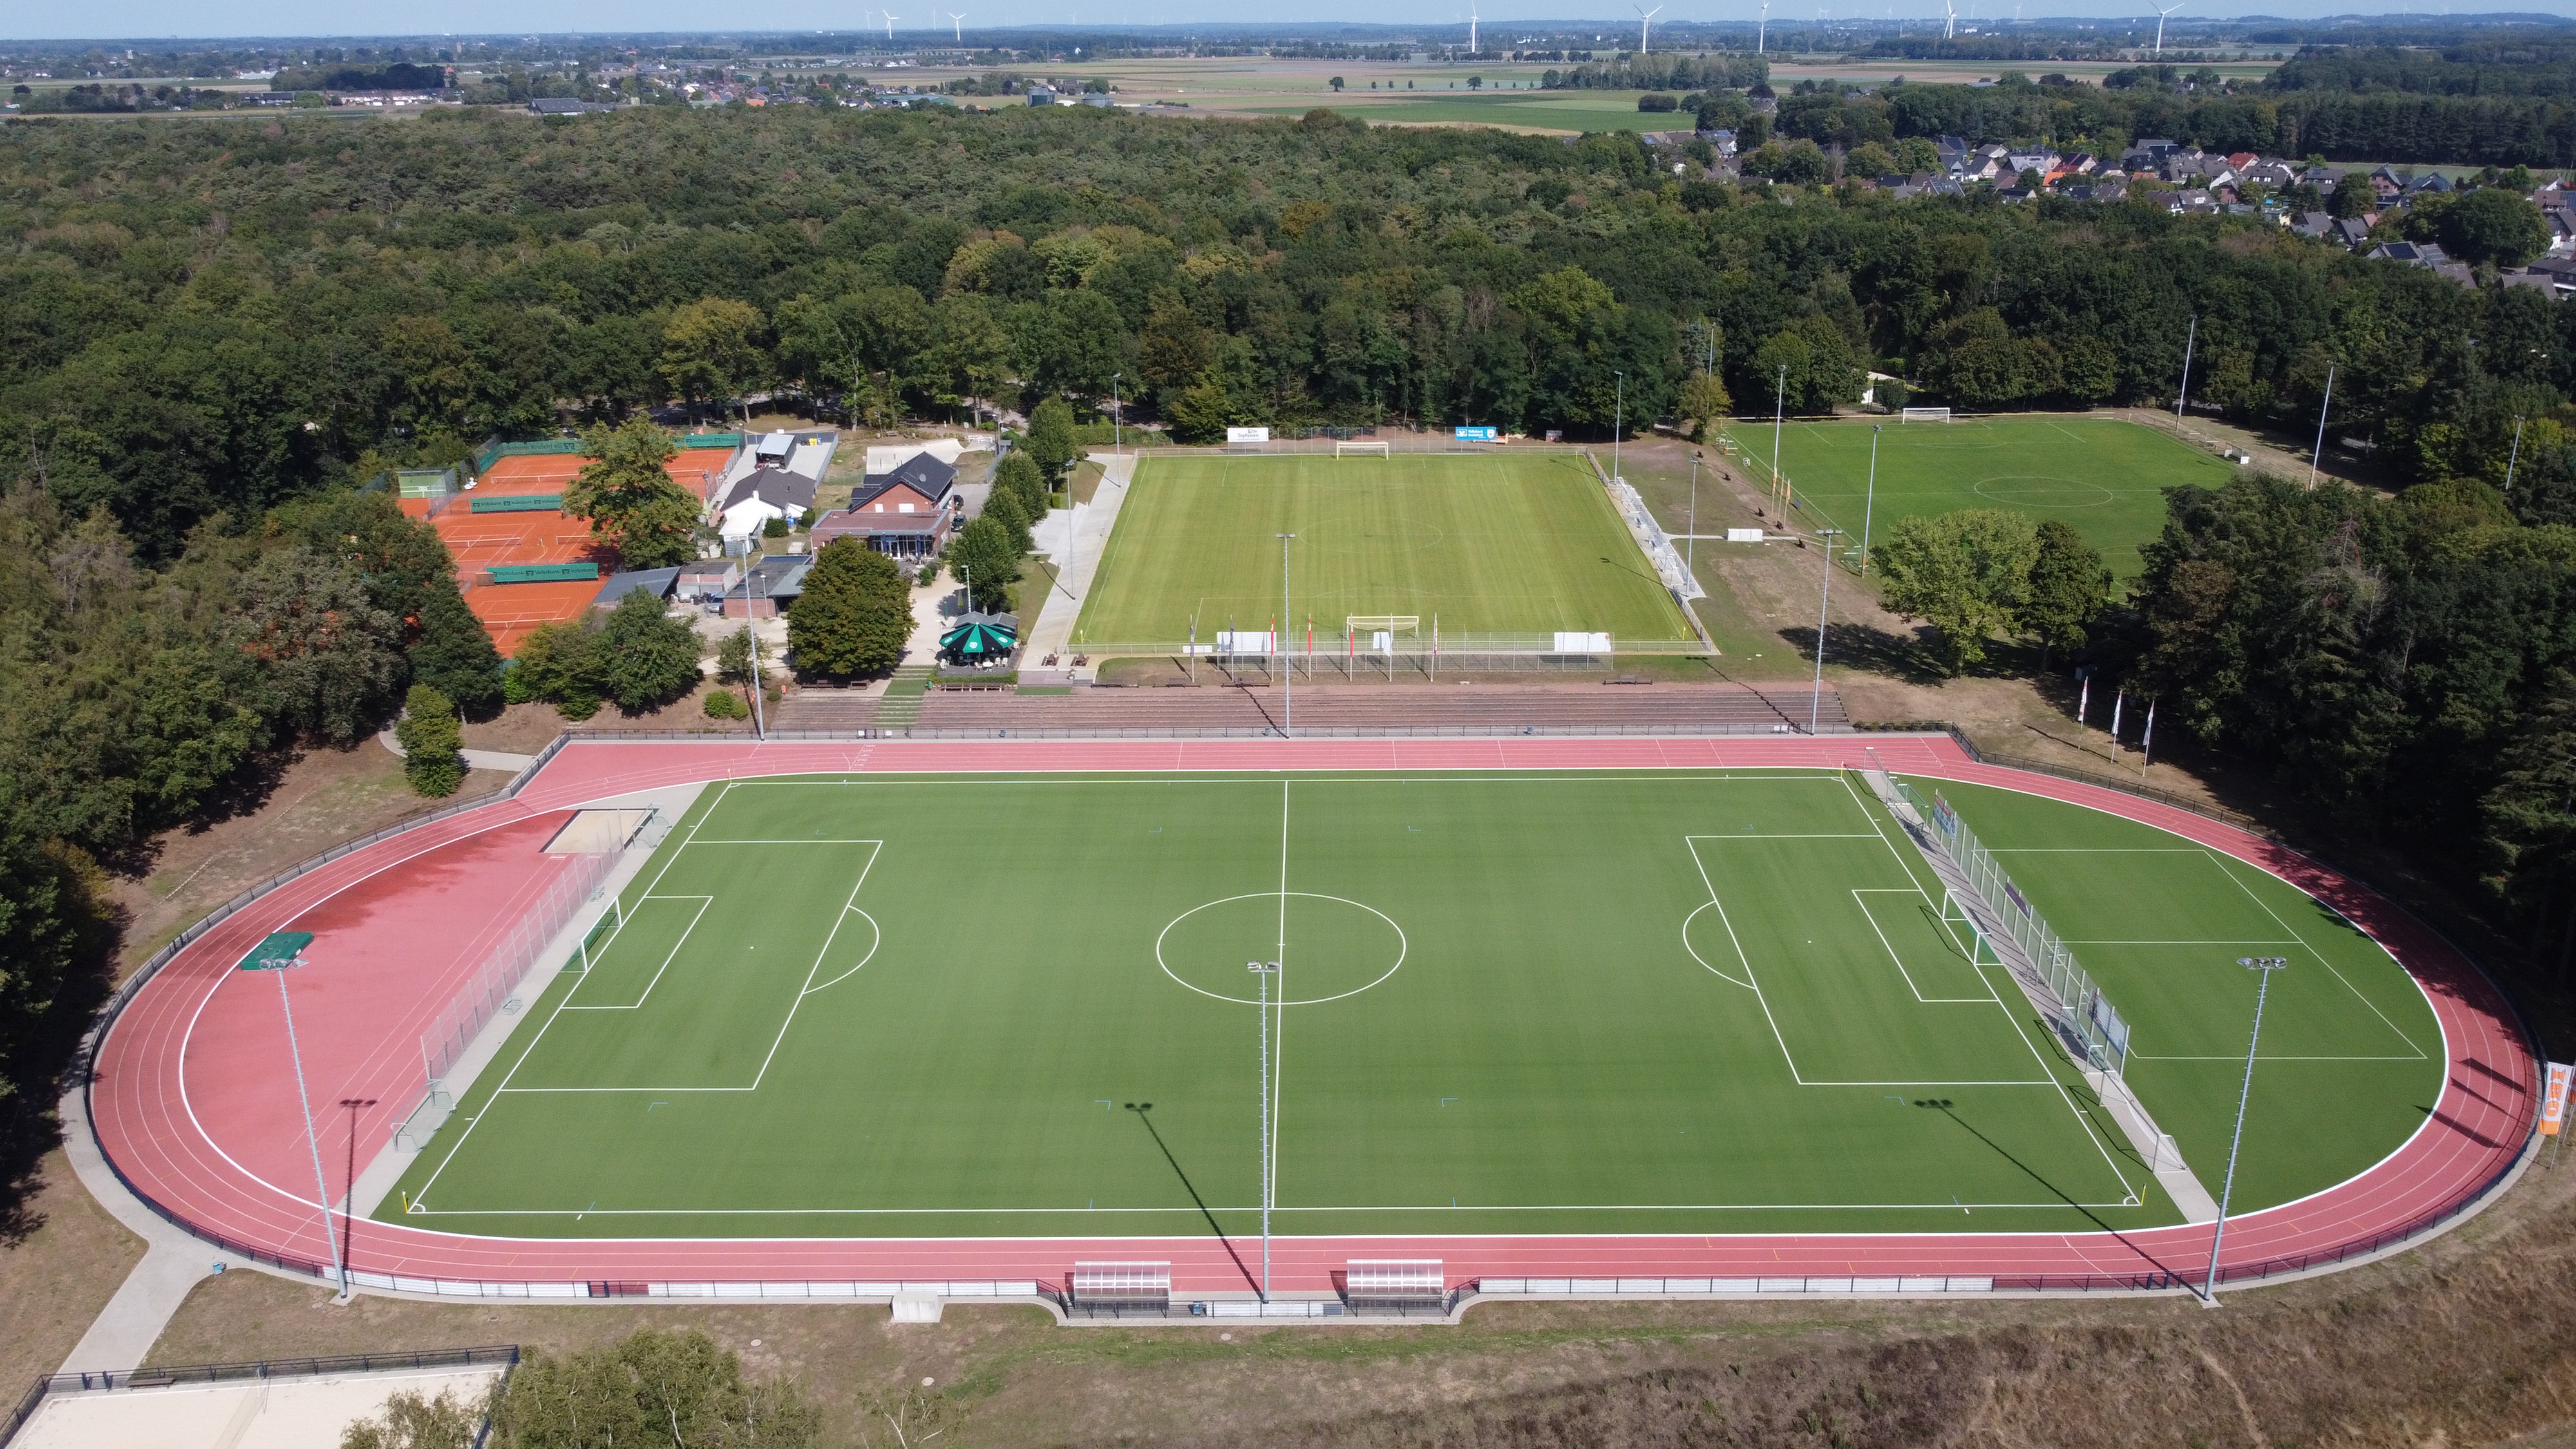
<box><xmin>12</xmin><ymin>1</ymin><xmax>2576</xmax><ymax>44</ymax></box>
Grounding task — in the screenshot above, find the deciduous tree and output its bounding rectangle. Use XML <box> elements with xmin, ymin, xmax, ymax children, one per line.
<box><xmin>789</xmin><ymin>538</ymin><xmax>913</xmax><ymax>678</ymax></box>
<box><xmin>564</xmin><ymin>420</ymin><xmax>700</xmax><ymax>570</ymax></box>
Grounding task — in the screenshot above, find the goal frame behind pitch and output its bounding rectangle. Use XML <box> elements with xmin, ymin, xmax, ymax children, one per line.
<box><xmin>1900</xmin><ymin>407</ymin><xmax>1954</xmax><ymax>423</ymax></box>
<box><xmin>1335</xmin><ymin>440</ymin><xmax>1393</xmax><ymax>457</ymax></box>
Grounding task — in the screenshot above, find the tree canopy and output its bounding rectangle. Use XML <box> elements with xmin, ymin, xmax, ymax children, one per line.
<box><xmin>789</xmin><ymin>538</ymin><xmax>912</xmax><ymax>678</ymax></box>
<box><xmin>563</xmin><ymin>419</ymin><xmax>699</xmax><ymax>569</ymax></box>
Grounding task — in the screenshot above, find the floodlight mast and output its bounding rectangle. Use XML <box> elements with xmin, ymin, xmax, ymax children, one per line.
<box><xmin>1277</xmin><ymin>534</ymin><xmax>1296</xmax><ymax>737</ymax></box>
<box><xmin>1810</xmin><ymin>529</ymin><xmax>1842</xmax><ymax>734</ymax></box>
<box><xmin>2204</xmin><ymin>956</ymin><xmax>2289</xmax><ymax>1304</ymax></box>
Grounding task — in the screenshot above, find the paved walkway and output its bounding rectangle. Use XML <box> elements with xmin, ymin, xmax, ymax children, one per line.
<box><xmin>1021</xmin><ymin>451</ymin><xmax>1137</xmax><ymax>664</ymax></box>
<box><xmin>57</xmin><ymin>1078</ymin><xmax>239</xmax><ymax>1374</ymax></box>
<box><xmin>374</xmin><ymin>730</ymin><xmax>536</xmax><ymax>773</ymax></box>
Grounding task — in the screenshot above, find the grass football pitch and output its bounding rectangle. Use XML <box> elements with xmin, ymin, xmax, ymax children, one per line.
<box><xmin>385</xmin><ymin>771</ymin><xmax>2439</xmax><ymax>1242</ymax></box>
<box><xmin>1725</xmin><ymin>415</ymin><xmax>2239</xmax><ymax>576</ymax></box>
<box><xmin>1073</xmin><ymin>451</ymin><xmax>1692</xmax><ymax>647</ymax></box>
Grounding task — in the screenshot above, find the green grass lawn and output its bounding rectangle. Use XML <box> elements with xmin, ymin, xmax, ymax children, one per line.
<box><xmin>1721</xmin><ymin>415</ymin><xmax>2237</xmax><ymax>576</ymax></box>
<box><xmin>384</xmin><ymin>769</ymin><xmax>2438</xmax><ymax>1241</ymax></box>
<box><xmin>1074</xmin><ymin>451</ymin><xmax>1692</xmax><ymax>649</ymax></box>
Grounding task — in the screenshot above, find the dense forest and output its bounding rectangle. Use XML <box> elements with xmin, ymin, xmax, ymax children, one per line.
<box><xmin>3</xmin><ymin>98</ymin><xmax>2576</xmax><ymax>1156</ymax></box>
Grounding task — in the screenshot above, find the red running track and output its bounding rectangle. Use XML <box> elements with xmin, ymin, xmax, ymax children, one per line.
<box><xmin>86</xmin><ymin>736</ymin><xmax>2538</xmax><ymax>1294</ymax></box>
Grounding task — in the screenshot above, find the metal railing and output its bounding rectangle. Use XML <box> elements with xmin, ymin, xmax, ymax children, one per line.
<box><xmin>8</xmin><ymin>1347</ymin><xmax>520</xmax><ymax>1446</ymax></box>
<box><xmin>70</xmin><ymin>730</ymin><xmax>2543</xmax><ymax>1311</ymax></box>
<box><xmin>583</xmin><ymin>721</ymin><xmax>1853</xmax><ymax>742</ymax></box>
<box><xmin>1893</xmin><ymin>775</ymin><xmax>2132</xmax><ymax>1079</ymax></box>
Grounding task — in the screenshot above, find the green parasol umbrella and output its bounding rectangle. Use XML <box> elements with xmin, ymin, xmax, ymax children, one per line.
<box><xmin>940</xmin><ymin>613</ymin><xmax>1018</xmax><ymax>660</ymax></box>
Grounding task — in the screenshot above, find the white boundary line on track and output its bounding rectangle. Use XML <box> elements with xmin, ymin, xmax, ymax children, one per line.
<box><xmin>151</xmin><ymin>757</ymin><xmax>2480</xmax><ymax>1252</ymax></box>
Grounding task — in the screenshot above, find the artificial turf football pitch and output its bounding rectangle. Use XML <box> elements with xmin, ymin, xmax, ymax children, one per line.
<box><xmin>1072</xmin><ymin>451</ymin><xmax>1694</xmax><ymax>649</ymax></box>
<box><xmin>1725</xmin><ymin>415</ymin><xmax>2239</xmax><ymax>575</ymax></box>
<box><xmin>386</xmin><ymin>770</ymin><xmax>2440</xmax><ymax>1242</ymax></box>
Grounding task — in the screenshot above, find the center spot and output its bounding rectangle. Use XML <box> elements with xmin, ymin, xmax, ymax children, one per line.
<box><xmin>1157</xmin><ymin>893</ymin><xmax>1406</xmax><ymax>1005</ymax></box>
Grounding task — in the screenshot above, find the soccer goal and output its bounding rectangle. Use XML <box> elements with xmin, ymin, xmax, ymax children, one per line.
<box><xmin>1900</xmin><ymin>406</ymin><xmax>1953</xmax><ymax>423</ymax></box>
<box><xmin>1335</xmin><ymin>440</ymin><xmax>1392</xmax><ymax>458</ymax></box>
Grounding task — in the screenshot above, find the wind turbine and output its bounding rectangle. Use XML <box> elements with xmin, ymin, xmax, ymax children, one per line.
<box><xmin>1636</xmin><ymin>3</ymin><xmax>1662</xmax><ymax>53</ymax></box>
<box><xmin>883</xmin><ymin>10</ymin><xmax>898</xmax><ymax>38</ymax></box>
<box><xmin>1759</xmin><ymin>0</ymin><xmax>1770</xmax><ymax>52</ymax></box>
<box><xmin>2154</xmin><ymin>2</ymin><xmax>2183</xmax><ymax>54</ymax></box>
<box><xmin>950</xmin><ymin>10</ymin><xmax>965</xmax><ymax>39</ymax></box>
<box><xmin>1944</xmin><ymin>0</ymin><xmax>1956</xmax><ymax>39</ymax></box>
<box><xmin>1468</xmin><ymin>1</ymin><xmax>1477</xmax><ymax>54</ymax></box>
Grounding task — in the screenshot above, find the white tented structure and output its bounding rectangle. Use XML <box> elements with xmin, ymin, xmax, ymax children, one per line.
<box><xmin>1345</xmin><ymin>1260</ymin><xmax>1446</xmax><ymax>1313</ymax></box>
<box><xmin>1070</xmin><ymin>1262</ymin><xmax>1171</xmax><ymax>1316</ymax></box>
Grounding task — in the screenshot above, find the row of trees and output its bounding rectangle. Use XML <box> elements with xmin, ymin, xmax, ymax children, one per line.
<box><xmin>12</xmin><ymin>104</ymin><xmax>2576</xmax><ymax>567</ymax></box>
<box><xmin>2103</xmin><ymin>472</ymin><xmax>2576</xmax><ymax>959</ymax></box>
<box><xmin>0</xmin><ymin>482</ymin><xmax>502</xmax><ymax>1151</ymax></box>
<box><xmin>1745</xmin><ymin>71</ymin><xmax>2576</xmax><ymax>167</ymax></box>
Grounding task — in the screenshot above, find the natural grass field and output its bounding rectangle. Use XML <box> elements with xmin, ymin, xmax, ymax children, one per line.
<box><xmin>1724</xmin><ymin>414</ymin><xmax>2238</xmax><ymax>575</ymax></box>
<box><xmin>1074</xmin><ymin>451</ymin><xmax>1692</xmax><ymax>647</ymax></box>
<box><xmin>384</xmin><ymin>769</ymin><xmax>2438</xmax><ymax>1242</ymax></box>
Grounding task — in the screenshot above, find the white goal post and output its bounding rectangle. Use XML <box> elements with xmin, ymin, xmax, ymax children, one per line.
<box><xmin>1334</xmin><ymin>440</ymin><xmax>1392</xmax><ymax>457</ymax></box>
<box><xmin>1900</xmin><ymin>407</ymin><xmax>1953</xmax><ymax>423</ymax></box>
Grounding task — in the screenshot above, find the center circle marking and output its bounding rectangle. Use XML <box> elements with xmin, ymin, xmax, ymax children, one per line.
<box><xmin>1155</xmin><ymin>892</ymin><xmax>1407</xmax><ymax>1005</ymax></box>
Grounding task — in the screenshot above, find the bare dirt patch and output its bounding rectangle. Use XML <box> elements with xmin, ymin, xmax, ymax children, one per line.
<box><xmin>457</xmin><ymin>702</ymin><xmax>567</xmax><ymax>757</ymax></box>
<box><xmin>112</xmin><ymin>744</ymin><xmax>506</xmax><ymax>974</ymax></box>
<box><xmin>131</xmin><ymin>1152</ymin><xmax>2576</xmax><ymax>1448</ymax></box>
<box><xmin>0</xmin><ymin>1152</ymin><xmax>145</xmax><ymax>1390</ymax></box>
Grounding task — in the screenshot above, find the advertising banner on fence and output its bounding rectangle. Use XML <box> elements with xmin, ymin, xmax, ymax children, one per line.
<box><xmin>1454</xmin><ymin>426</ymin><xmax>1499</xmax><ymax>441</ymax></box>
<box><xmin>1226</xmin><ymin>427</ymin><xmax>1270</xmax><ymax>444</ymax></box>
<box><xmin>2543</xmin><ymin>1062</ymin><xmax>2571</xmax><ymax>1135</ymax></box>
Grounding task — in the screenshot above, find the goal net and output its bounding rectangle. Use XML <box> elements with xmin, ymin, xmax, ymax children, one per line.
<box><xmin>1335</xmin><ymin>440</ymin><xmax>1392</xmax><ymax>457</ymax></box>
<box><xmin>1345</xmin><ymin>616</ymin><xmax>1419</xmax><ymax>650</ymax></box>
<box><xmin>1900</xmin><ymin>407</ymin><xmax>1953</xmax><ymax>423</ymax></box>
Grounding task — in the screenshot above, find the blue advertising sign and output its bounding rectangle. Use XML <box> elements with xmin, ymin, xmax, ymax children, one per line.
<box><xmin>1454</xmin><ymin>426</ymin><xmax>1499</xmax><ymax>442</ymax></box>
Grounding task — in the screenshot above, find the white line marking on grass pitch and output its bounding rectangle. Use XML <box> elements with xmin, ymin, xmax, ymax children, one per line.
<box><xmin>413</xmin><ymin>779</ymin><xmax>737</xmax><ymax>1206</ymax></box>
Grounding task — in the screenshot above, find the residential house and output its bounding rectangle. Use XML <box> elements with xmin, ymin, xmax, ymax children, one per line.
<box><xmin>714</xmin><ymin>466</ymin><xmax>819</xmax><ymax>542</ymax></box>
<box><xmin>809</xmin><ymin>448</ymin><xmax>961</xmax><ymax>560</ymax></box>
<box><xmin>2543</xmin><ymin>204</ymin><xmax>2576</xmax><ymax>256</ymax></box>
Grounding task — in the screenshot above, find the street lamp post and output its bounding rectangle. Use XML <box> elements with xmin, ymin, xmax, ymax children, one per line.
<box><xmin>339</xmin><ymin>1096</ymin><xmax>377</xmax><ymax>1291</ymax></box>
<box><xmin>1686</xmin><ymin>451</ymin><xmax>1700</xmax><ymax>579</ymax></box>
<box><xmin>1112</xmin><ymin>373</ymin><xmax>1122</xmax><ymax>458</ymax></box>
<box><xmin>1611</xmin><ymin>372</ymin><xmax>1625</xmax><ymax>486</ymax></box>
<box><xmin>2175</xmin><ymin>314</ymin><xmax>2197</xmax><ymax>434</ymax></box>
<box><xmin>1770</xmin><ymin>364</ymin><xmax>1788</xmax><ymax>516</ymax></box>
<box><xmin>2204</xmin><ymin>956</ymin><xmax>2289</xmax><ymax>1304</ymax></box>
<box><xmin>1859</xmin><ymin>424</ymin><xmax>1882</xmax><ymax>575</ymax></box>
<box><xmin>1248</xmin><ymin>958</ymin><xmax>1282</xmax><ymax>1301</ymax></box>
<box><xmin>1276</xmin><ymin>534</ymin><xmax>1296</xmax><ymax>736</ymax></box>
<box><xmin>236</xmin><ymin>933</ymin><xmax>343</xmax><ymax>1300</ymax></box>
<box><xmin>1810</xmin><ymin>529</ymin><xmax>1842</xmax><ymax>734</ymax></box>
